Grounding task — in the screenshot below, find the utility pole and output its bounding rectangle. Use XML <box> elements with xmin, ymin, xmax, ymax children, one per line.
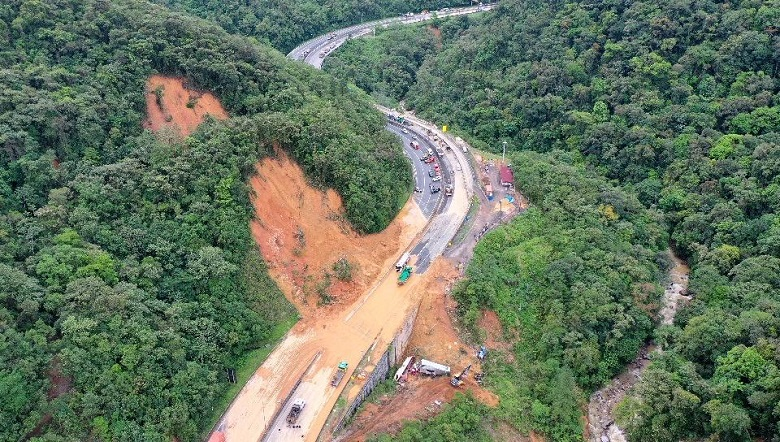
<box><xmin>502</xmin><ymin>141</ymin><xmax>507</xmax><ymax>164</ymax></box>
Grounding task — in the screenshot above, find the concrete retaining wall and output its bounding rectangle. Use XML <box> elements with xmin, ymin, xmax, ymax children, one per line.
<box><xmin>330</xmin><ymin>304</ymin><xmax>419</xmax><ymax>435</ymax></box>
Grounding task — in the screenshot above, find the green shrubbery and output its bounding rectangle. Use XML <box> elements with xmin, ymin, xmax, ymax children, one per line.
<box><xmin>328</xmin><ymin>0</ymin><xmax>780</xmax><ymax>439</ymax></box>
<box><xmin>0</xmin><ymin>0</ymin><xmax>410</xmax><ymax>438</ymax></box>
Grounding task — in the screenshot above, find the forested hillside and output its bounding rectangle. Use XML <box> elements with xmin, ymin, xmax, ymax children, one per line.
<box><xmin>327</xmin><ymin>0</ymin><xmax>780</xmax><ymax>440</ymax></box>
<box><xmin>0</xmin><ymin>0</ymin><xmax>409</xmax><ymax>439</ymax></box>
<box><xmin>454</xmin><ymin>151</ymin><xmax>666</xmax><ymax>440</ymax></box>
<box><xmin>153</xmin><ymin>0</ymin><xmax>472</xmax><ymax>53</ymax></box>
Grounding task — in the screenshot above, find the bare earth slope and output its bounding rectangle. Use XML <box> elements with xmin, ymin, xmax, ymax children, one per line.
<box><xmin>143</xmin><ymin>75</ymin><xmax>228</xmax><ymax>135</ymax></box>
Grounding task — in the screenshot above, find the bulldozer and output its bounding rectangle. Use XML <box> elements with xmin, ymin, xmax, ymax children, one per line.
<box><xmin>450</xmin><ymin>364</ymin><xmax>471</xmax><ymax>387</ymax></box>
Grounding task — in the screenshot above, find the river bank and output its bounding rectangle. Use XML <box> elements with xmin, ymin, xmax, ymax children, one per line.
<box><xmin>586</xmin><ymin>250</ymin><xmax>690</xmax><ymax>442</ymax></box>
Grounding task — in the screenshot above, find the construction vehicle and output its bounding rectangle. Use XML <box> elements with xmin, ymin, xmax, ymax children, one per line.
<box><xmin>398</xmin><ymin>266</ymin><xmax>412</xmax><ymax>285</ymax></box>
<box><xmin>286</xmin><ymin>398</ymin><xmax>305</xmax><ymax>425</ymax></box>
<box><xmin>330</xmin><ymin>361</ymin><xmax>348</xmax><ymax>386</ymax></box>
<box><xmin>450</xmin><ymin>364</ymin><xmax>472</xmax><ymax>387</ymax></box>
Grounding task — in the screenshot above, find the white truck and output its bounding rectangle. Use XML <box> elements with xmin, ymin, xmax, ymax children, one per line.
<box><xmin>395</xmin><ymin>252</ymin><xmax>410</xmax><ymax>271</ymax></box>
<box><xmin>419</xmin><ymin>359</ymin><xmax>451</xmax><ymax>377</ymax></box>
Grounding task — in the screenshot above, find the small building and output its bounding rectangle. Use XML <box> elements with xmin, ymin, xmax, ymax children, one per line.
<box><xmin>500</xmin><ymin>165</ymin><xmax>514</xmax><ymax>187</ymax></box>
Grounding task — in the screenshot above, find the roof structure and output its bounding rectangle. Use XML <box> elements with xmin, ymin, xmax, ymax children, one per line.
<box><xmin>499</xmin><ymin>165</ymin><xmax>514</xmax><ymax>187</ymax></box>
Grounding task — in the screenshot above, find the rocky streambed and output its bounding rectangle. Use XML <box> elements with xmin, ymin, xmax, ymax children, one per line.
<box><xmin>586</xmin><ymin>251</ymin><xmax>690</xmax><ymax>442</ymax></box>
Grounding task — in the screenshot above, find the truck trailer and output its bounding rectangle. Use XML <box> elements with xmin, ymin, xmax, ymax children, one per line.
<box><xmin>419</xmin><ymin>359</ymin><xmax>451</xmax><ymax>376</ymax></box>
<box><xmin>395</xmin><ymin>252</ymin><xmax>410</xmax><ymax>271</ymax></box>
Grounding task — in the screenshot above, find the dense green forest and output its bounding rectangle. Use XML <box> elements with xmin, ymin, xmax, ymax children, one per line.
<box><xmin>327</xmin><ymin>0</ymin><xmax>780</xmax><ymax>440</ymax></box>
<box><xmin>455</xmin><ymin>151</ymin><xmax>666</xmax><ymax>440</ymax></box>
<box><xmin>370</xmin><ymin>393</ymin><xmax>493</xmax><ymax>442</ymax></box>
<box><xmin>0</xmin><ymin>0</ymin><xmax>409</xmax><ymax>439</ymax></box>
<box><xmin>153</xmin><ymin>0</ymin><xmax>472</xmax><ymax>54</ymax></box>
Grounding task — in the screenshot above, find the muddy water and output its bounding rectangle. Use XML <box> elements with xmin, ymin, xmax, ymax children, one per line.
<box><xmin>586</xmin><ymin>250</ymin><xmax>690</xmax><ymax>442</ymax></box>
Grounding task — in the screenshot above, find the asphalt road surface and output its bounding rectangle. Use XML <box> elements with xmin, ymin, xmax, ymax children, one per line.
<box><xmin>210</xmin><ymin>7</ymin><xmax>487</xmax><ymax>442</ymax></box>
<box><xmin>385</xmin><ymin>122</ymin><xmax>453</xmax><ymax>219</ymax></box>
<box><xmin>288</xmin><ymin>5</ymin><xmax>495</xmax><ymax>69</ymax></box>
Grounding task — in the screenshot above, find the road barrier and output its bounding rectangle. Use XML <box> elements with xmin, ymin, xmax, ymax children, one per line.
<box><xmin>326</xmin><ymin>304</ymin><xmax>420</xmax><ymax>438</ymax></box>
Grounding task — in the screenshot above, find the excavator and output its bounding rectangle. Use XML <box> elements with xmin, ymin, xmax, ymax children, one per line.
<box><xmin>450</xmin><ymin>364</ymin><xmax>471</xmax><ymax>387</ymax></box>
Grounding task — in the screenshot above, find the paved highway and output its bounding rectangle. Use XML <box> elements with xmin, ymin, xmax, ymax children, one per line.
<box><xmin>386</xmin><ymin>121</ymin><xmax>452</xmax><ymax>218</ymax></box>
<box><xmin>209</xmin><ymin>6</ymin><xmax>488</xmax><ymax>442</ymax></box>
<box><xmin>288</xmin><ymin>5</ymin><xmax>495</xmax><ymax>69</ymax></box>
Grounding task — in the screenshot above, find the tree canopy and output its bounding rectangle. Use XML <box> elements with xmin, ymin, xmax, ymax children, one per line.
<box><xmin>0</xmin><ymin>0</ymin><xmax>411</xmax><ymax>439</ymax></box>
<box><xmin>326</xmin><ymin>0</ymin><xmax>780</xmax><ymax>439</ymax></box>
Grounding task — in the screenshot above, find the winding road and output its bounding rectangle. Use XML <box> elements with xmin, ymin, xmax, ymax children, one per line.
<box><xmin>209</xmin><ymin>6</ymin><xmax>491</xmax><ymax>442</ymax></box>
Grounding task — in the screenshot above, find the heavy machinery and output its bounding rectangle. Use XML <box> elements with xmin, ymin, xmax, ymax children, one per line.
<box><xmin>398</xmin><ymin>266</ymin><xmax>413</xmax><ymax>285</ymax></box>
<box><xmin>330</xmin><ymin>361</ymin><xmax>348</xmax><ymax>386</ymax></box>
<box><xmin>286</xmin><ymin>398</ymin><xmax>305</xmax><ymax>425</ymax></box>
<box><xmin>450</xmin><ymin>364</ymin><xmax>472</xmax><ymax>387</ymax></box>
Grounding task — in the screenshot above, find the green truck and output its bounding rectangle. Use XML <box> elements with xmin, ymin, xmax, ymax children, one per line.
<box><xmin>398</xmin><ymin>266</ymin><xmax>413</xmax><ymax>285</ymax></box>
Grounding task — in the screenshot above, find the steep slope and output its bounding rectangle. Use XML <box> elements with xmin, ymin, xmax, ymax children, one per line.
<box><xmin>0</xmin><ymin>0</ymin><xmax>409</xmax><ymax>439</ymax></box>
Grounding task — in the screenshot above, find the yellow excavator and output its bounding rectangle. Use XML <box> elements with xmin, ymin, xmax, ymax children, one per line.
<box><xmin>450</xmin><ymin>364</ymin><xmax>472</xmax><ymax>387</ymax></box>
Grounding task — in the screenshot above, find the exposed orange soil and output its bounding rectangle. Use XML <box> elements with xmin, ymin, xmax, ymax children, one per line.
<box><xmin>250</xmin><ymin>150</ymin><xmax>421</xmax><ymax>316</ymax></box>
<box><xmin>427</xmin><ymin>25</ymin><xmax>443</xmax><ymax>49</ymax></box>
<box><xmin>477</xmin><ymin>309</ymin><xmax>515</xmax><ymax>362</ymax></box>
<box><xmin>338</xmin><ymin>258</ymin><xmax>498</xmax><ymax>441</ymax></box>
<box><xmin>143</xmin><ymin>75</ymin><xmax>228</xmax><ymax>136</ymax></box>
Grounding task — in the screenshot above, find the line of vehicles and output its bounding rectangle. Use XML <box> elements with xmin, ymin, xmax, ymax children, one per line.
<box><xmin>392</xmin><ymin>113</ymin><xmax>455</xmax><ymax>197</ymax></box>
<box><xmin>285</xmin><ymin>360</ymin><xmax>350</xmax><ymax>426</ymax></box>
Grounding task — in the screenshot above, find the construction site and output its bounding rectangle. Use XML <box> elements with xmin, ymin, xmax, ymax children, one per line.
<box><xmin>143</xmin><ymin>75</ymin><xmax>521</xmax><ymax>441</ymax></box>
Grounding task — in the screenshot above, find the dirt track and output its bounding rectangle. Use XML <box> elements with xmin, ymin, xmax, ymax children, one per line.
<box><xmin>337</xmin><ymin>258</ymin><xmax>499</xmax><ymax>441</ymax></box>
<box><xmin>211</xmin><ymin>148</ymin><xmax>433</xmax><ymax>441</ymax></box>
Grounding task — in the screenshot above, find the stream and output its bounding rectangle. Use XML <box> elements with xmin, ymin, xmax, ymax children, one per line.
<box><xmin>586</xmin><ymin>250</ymin><xmax>690</xmax><ymax>442</ymax></box>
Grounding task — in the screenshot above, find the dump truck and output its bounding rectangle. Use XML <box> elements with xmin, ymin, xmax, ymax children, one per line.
<box><xmin>330</xmin><ymin>361</ymin><xmax>348</xmax><ymax>386</ymax></box>
<box><xmin>398</xmin><ymin>266</ymin><xmax>412</xmax><ymax>285</ymax></box>
<box><xmin>286</xmin><ymin>399</ymin><xmax>305</xmax><ymax>425</ymax></box>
